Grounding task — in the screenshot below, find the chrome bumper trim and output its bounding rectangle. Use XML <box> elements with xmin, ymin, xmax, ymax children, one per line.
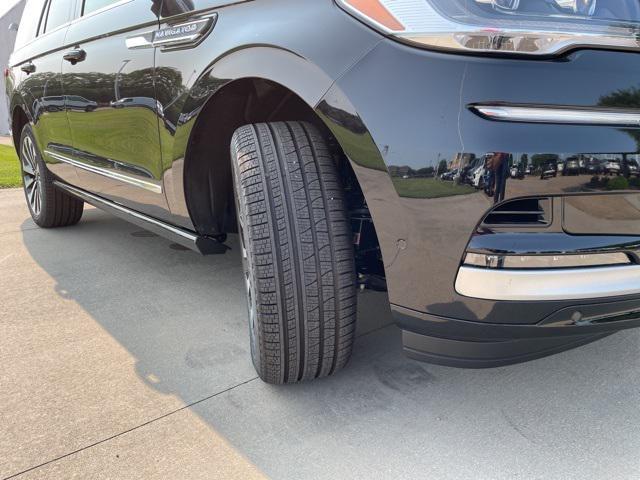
<box><xmin>455</xmin><ymin>265</ymin><xmax>640</xmax><ymax>301</ymax></box>
<box><xmin>470</xmin><ymin>105</ymin><xmax>640</xmax><ymax>127</ymax></box>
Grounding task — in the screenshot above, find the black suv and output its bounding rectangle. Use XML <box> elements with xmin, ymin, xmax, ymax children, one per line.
<box><xmin>6</xmin><ymin>0</ymin><xmax>640</xmax><ymax>384</ymax></box>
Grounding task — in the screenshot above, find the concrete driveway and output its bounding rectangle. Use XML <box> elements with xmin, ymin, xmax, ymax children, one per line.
<box><xmin>1</xmin><ymin>187</ymin><xmax>639</xmax><ymax>479</ymax></box>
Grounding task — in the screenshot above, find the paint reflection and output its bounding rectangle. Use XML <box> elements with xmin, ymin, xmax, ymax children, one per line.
<box><xmin>389</xmin><ymin>151</ymin><xmax>640</xmax><ymax>201</ymax></box>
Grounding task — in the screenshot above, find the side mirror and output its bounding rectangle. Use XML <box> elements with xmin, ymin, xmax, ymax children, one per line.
<box><xmin>8</xmin><ymin>23</ymin><xmax>19</xmax><ymax>32</ymax></box>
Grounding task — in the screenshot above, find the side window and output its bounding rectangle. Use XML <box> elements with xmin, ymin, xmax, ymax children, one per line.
<box><xmin>82</xmin><ymin>0</ymin><xmax>120</xmax><ymax>15</ymax></box>
<box><xmin>13</xmin><ymin>0</ymin><xmax>47</xmax><ymax>49</ymax></box>
<box><xmin>41</xmin><ymin>0</ymin><xmax>74</xmax><ymax>34</ymax></box>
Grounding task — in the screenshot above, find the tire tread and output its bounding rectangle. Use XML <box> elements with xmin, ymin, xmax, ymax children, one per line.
<box><xmin>231</xmin><ymin>121</ymin><xmax>356</xmax><ymax>384</ymax></box>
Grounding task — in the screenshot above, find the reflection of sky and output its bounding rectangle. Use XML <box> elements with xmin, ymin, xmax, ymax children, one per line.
<box><xmin>0</xmin><ymin>0</ymin><xmax>21</xmax><ymax>18</ymax></box>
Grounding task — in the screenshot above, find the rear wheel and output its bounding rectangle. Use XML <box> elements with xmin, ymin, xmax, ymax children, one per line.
<box><xmin>19</xmin><ymin>125</ymin><xmax>83</xmax><ymax>228</ymax></box>
<box><xmin>231</xmin><ymin>121</ymin><xmax>357</xmax><ymax>384</ymax></box>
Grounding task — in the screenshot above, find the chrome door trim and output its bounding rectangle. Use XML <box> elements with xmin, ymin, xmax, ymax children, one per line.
<box><xmin>455</xmin><ymin>265</ymin><xmax>640</xmax><ymax>301</ymax></box>
<box><xmin>470</xmin><ymin>104</ymin><xmax>640</xmax><ymax>127</ymax></box>
<box><xmin>45</xmin><ymin>149</ymin><xmax>163</xmax><ymax>194</ymax></box>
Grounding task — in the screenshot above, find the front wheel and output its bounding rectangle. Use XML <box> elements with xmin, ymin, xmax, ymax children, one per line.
<box><xmin>231</xmin><ymin>122</ymin><xmax>357</xmax><ymax>384</ymax></box>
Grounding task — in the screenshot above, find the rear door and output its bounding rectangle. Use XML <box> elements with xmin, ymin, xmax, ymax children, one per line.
<box><xmin>14</xmin><ymin>0</ymin><xmax>78</xmax><ymax>185</ymax></box>
<box><xmin>61</xmin><ymin>0</ymin><xmax>168</xmax><ymax>216</ymax></box>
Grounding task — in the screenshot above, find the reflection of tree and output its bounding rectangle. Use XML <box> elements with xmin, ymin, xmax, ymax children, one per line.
<box><xmin>61</xmin><ymin>68</ymin><xmax>157</xmax><ymax>101</ymax></box>
<box><xmin>437</xmin><ymin>159</ymin><xmax>448</xmax><ymax>175</ymax></box>
<box><xmin>599</xmin><ymin>87</ymin><xmax>640</xmax><ymax>148</ymax></box>
<box><xmin>520</xmin><ymin>154</ymin><xmax>528</xmax><ymax>168</ymax></box>
<box><xmin>388</xmin><ymin>165</ymin><xmax>435</xmax><ymax>178</ymax></box>
<box><xmin>600</xmin><ymin>87</ymin><xmax>640</xmax><ymax>109</ymax></box>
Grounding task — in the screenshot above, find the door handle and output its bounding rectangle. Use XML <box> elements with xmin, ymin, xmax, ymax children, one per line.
<box><xmin>20</xmin><ymin>62</ymin><xmax>36</xmax><ymax>74</ymax></box>
<box><xmin>63</xmin><ymin>48</ymin><xmax>87</xmax><ymax>65</ymax></box>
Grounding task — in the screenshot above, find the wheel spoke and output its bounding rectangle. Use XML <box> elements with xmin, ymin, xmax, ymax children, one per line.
<box><xmin>28</xmin><ymin>182</ymin><xmax>37</xmax><ymax>206</ymax></box>
<box><xmin>34</xmin><ymin>189</ymin><xmax>41</xmax><ymax>215</ymax></box>
<box><xmin>21</xmin><ymin>135</ymin><xmax>42</xmax><ymax>215</ymax></box>
<box><xmin>22</xmin><ymin>159</ymin><xmax>35</xmax><ymax>176</ymax></box>
<box><xmin>29</xmin><ymin>141</ymin><xmax>36</xmax><ymax>164</ymax></box>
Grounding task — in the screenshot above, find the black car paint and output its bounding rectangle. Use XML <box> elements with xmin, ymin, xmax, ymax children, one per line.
<box><xmin>7</xmin><ymin>0</ymin><xmax>640</xmax><ymax>367</ymax></box>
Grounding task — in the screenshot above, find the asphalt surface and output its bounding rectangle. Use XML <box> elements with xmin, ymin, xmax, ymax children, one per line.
<box><xmin>1</xmin><ymin>187</ymin><xmax>639</xmax><ymax>479</ymax></box>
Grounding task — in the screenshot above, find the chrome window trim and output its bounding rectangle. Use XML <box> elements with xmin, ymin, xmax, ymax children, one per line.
<box><xmin>471</xmin><ymin>104</ymin><xmax>640</xmax><ymax>126</ymax></box>
<box><xmin>45</xmin><ymin>150</ymin><xmax>163</xmax><ymax>194</ymax></box>
<box><xmin>79</xmin><ymin>0</ymin><xmax>133</xmax><ymax>19</ymax></box>
<box><xmin>36</xmin><ymin>0</ymin><xmax>76</xmax><ymax>39</ymax></box>
<box><xmin>455</xmin><ymin>265</ymin><xmax>640</xmax><ymax>301</ymax></box>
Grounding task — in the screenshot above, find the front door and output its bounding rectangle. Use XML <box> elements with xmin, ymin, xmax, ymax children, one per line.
<box><xmin>17</xmin><ymin>0</ymin><xmax>78</xmax><ymax>185</ymax></box>
<box><xmin>61</xmin><ymin>0</ymin><xmax>168</xmax><ymax>216</ymax></box>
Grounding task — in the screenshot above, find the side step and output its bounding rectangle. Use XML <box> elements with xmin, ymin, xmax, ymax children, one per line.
<box><xmin>54</xmin><ymin>181</ymin><xmax>228</xmax><ymax>255</ymax></box>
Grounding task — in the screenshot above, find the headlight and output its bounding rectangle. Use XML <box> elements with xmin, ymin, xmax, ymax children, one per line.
<box><xmin>337</xmin><ymin>0</ymin><xmax>640</xmax><ymax>56</ymax></box>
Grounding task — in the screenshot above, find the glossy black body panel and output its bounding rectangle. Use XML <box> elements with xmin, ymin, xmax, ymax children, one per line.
<box><xmin>319</xmin><ymin>40</ymin><xmax>640</xmax><ymax>326</ymax></box>
<box><xmin>61</xmin><ymin>0</ymin><xmax>168</xmax><ymax>216</ymax></box>
<box><xmin>6</xmin><ymin>0</ymin><xmax>640</xmax><ymax>367</ymax></box>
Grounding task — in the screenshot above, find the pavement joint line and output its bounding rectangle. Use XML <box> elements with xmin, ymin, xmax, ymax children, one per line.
<box><xmin>3</xmin><ymin>325</ymin><xmax>395</xmax><ymax>479</ymax></box>
<box><xmin>3</xmin><ymin>376</ymin><xmax>260</xmax><ymax>480</ymax></box>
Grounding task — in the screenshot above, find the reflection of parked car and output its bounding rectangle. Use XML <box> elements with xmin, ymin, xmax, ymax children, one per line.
<box><xmin>461</xmin><ymin>157</ymin><xmax>482</xmax><ymax>185</ymax></box>
<box><xmin>540</xmin><ymin>162</ymin><xmax>557</xmax><ymax>179</ymax></box>
<box><xmin>110</xmin><ymin>97</ymin><xmax>163</xmax><ymax>114</ymax></box>
<box><xmin>563</xmin><ymin>157</ymin><xmax>580</xmax><ymax>176</ymax></box>
<box><xmin>33</xmin><ymin>95</ymin><xmax>65</xmax><ymax>114</ymax></box>
<box><xmin>66</xmin><ymin>95</ymin><xmax>98</xmax><ymax>112</ymax></box>
<box><xmin>510</xmin><ymin>166</ymin><xmax>524</xmax><ymax>179</ymax></box>
<box><xmin>585</xmin><ymin>158</ymin><xmax>602</xmax><ymax>174</ymax></box>
<box><xmin>440</xmin><ymin>169</ymin><xmax>458</xmax><ymax>181</ymax></box>
<box><xmin>472</xmin><ymin>164</ymin><xmax>485</xmax><ymax>188</ymax></box>
<box><xmin>34</xmin><ymin>95</ymin><xmax>98</xmax><ymax>115</ymax></box>
<box><xmin>604</xmin><ymin>159</ymin><xmax>621</xmax><ymax>175</ymax></box>
<box><xmin>625</xmin><ymin>159</ymin><xmax>639</xmax><ymax>177</ymax></box>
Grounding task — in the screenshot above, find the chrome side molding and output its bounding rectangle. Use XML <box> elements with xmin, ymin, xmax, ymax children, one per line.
<box><xmin>470</xmin><ymin>104</ymin><xmax>640</xmax><ymax>127</ymax></box>
<box><xmin>45</xmin><ymin>149</ymin><xmax>163</xmax><ymax>194</ymax></box>
<box><xmin>455</xmin><ymin>265</ymin><xmax>640</xmax><ymax>301</ymax></box>
<box><xmin>53</xmin><ymin>181</ymin><xmax>228</xmax><ymax>255</ymax></box>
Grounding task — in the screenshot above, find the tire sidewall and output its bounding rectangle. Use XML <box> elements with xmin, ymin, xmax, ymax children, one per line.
<box><xmin>230</xmin><ymin>141</ymin><xmax>262</xmax><ymax>376</ymax></box>
<box><xmin>19</xmin><ymin>125</ymin><xmax>45</xmax><ymax>224</ymax></box>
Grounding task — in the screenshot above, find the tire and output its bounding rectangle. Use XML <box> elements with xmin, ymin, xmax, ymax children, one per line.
<box><xmin>231</xmin><ymin>121</ymin><xmax>357</xmax><ymax>384</ymax></box>
<box><xmin>19</xmin><ymin>125</ymin><xmax>84</xmax><ymax>228</ymax></box>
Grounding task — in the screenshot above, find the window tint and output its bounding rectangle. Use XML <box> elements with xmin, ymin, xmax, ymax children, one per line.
<box><xmin>42</xmin><ymin>0</ymin><xmax>73</xmax><ymax>33</ymax></box>
<box><xmin>13</xmin><ymin>0</ymin><xmax>47</xmax><ymax>49</ymax></box>
<box><xmin>83</xmin><ymin>0</ymin><xmax>120</xmax><ymax>15</ymax></box>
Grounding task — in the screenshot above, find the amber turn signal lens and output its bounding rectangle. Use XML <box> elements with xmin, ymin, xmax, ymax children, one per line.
<box><xmin>341</xmin><ymin>0</ymin><xmax>404</xmax><ymax>31</ymax></box>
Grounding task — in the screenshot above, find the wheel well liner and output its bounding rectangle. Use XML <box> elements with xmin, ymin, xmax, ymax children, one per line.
<box><xmin>184</xmin><ymin>77</ymin><xmax>338</xmax><ymax>235</ymax></box>
<box><xmin>11</xmin><ymin>106</ymin><xmax>29</xmax><ymax>155</ymax></box>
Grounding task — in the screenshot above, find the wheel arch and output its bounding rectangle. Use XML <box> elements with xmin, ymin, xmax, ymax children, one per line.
<box><xmin>10</xmin><ymin>103</ymin><xmax>30</xmax><ymax>155</ymax></box>
<box><xmin>175</xmin><ymin>46</ymin><xmax>344</xmax><ymax>236</ymax></box>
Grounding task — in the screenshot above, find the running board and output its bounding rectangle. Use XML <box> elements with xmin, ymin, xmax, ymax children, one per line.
<box><xmin>54</xmin><ymin>181</ymin><xmax>228</xmax><ymax>255</ymax></box>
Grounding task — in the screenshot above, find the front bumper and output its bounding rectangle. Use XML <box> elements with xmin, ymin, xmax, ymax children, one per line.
<box><xmin>318</xmin><ymin>37</ymin><xmax>640</xmax><ymax>366</ymax></box>
<box><xmin>395</xmin><ymin>295</ymin><xmax>640</xmax><ymax>367</ymax></box>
